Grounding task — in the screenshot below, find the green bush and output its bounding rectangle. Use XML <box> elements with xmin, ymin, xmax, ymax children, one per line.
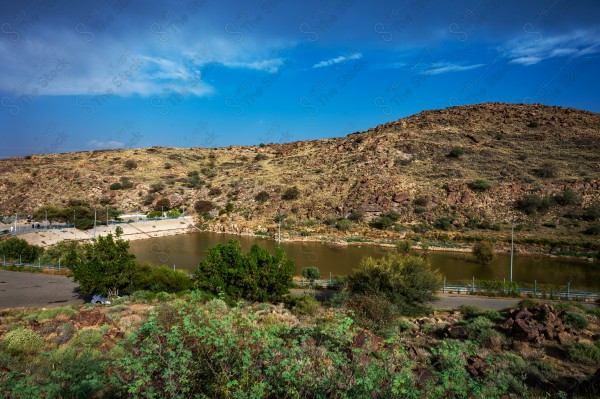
<box><xmin>254</xmin><ymin>153</ymin><xmax>268</xmax><ymax>161</ymax></box>
<box><xmin>468</xmin><ymin>179</ymin><xmax>491</xmax><ymax>192</ymax></box>
<box><xmin>347</xmin><ymin>209</ymin><xmax>364</xmax><ymax>222</ymax></box>
<box><xmin>131</xmin><ymin>290</ymin><xmax>157</xmax><ymax>302</ymax></box>
<box><xmin>583</xmin><ymin>204</ymin><xmax>600</xmax><ymax>221</ymax></box>
<box><xmin>147</xmin><ymin>210</ymin><xmax>162</xmax><ymax>218</ymax></box>
<box><xmin>70</xmin><ymin>328</ymin><xmax>104</xmax><ymax>350</ymax></box>
<box><xmin>194</xmin><ymin>200</ymin><xmax>213</xmax><ymax>213</ymax></box>
<box><xmin>447</xmin><ymin>147</ymin><xmax>464</xmax><ymax>158</ymax></box>
<box><xmin>464</xmin><ymin>316</ymin><xmax>502</xmax><ymax>348</ymax></box>
<box><xmin>568</xmin><ymin>342</ymin><xmax>600</xmax><ymax>365</ymax></box>
<box><xmin>281</xmin><ymin>186</ymin><xmax>300</xmax><ymax>200</ymax></box>
<box><xmin>154</xmin><ymin>197</ymin><xmax>171</xmax><ymax>211</ymax></box>
<box><xmin>346</xmin><ymin>253</ymin><xmax>441</xmax><ymax>315</ymax></box>
<box><xmin>458</xmin><ymin>304</ymin><xmax>482</xmax><ymax>318</ymax></box>
<box><xmin>208</xmin><ymin>187</ymin><xmax>222</xmax><ymax>197</ymax></box>
<box><xmin>515</xmin><ymin>194</ymin><xmax>555</xmax><ymax>215</ymax></box>
<box><xmin>124</xmin><ymin>159</ymin><xmax>137</xmax><ymax>169</ymax></box>
<box><xmin>0</xmin><ymin>237</ymin><xmax>43</xmax><ymax>263</ymax></box>
<box><xmin>2</xmin><ymin>328</ymin><xmax>44</xmax><ymax>355</ymax></box>
<box><xmin>555</xmin><ymin>188</ymin><xmax>582</xmax><ymax>206</ymax></box>
<box><xmin>193</xmin><ymin>239</ymin><xmax>294</xmax><ymax>302</ymax></box>
<box><xmin>255</xmin><ymin>190</ymin><xmax>269</xmax><ymax>202</ymax></box>
<box><xmin>534</xmin><ymin>162</ymin><xmax>558</xmax><ymax>178</ymax></box>
<box><xmin>288</xmin><ymin>294</ymin><xmax>320</xmax><ymax>316</ymax></box>
<box><xmin>149</xmin><ymin>182</ymin><xmax>165</xmax><ymax>193</ymax></box>
<box><xmin>472</xmin><ymin>241</ymin><xmax>494</xmax><ymax>265</ymax></box>
<box><xmin>335</xmin><ymin>218</ymin><xmax>351</xmax><ymax>231</ymax></box>
<box><xmin>584</xmin><ymin>223</ymin><xmax>600</xmax><ymax>236</ymax></box>
<box><xmin>563</xmin><ymin>311</ymin><xmax>589</xmax><ymax>329</ymax></box>
<box><xmin>109</xmin><ymin>182</ymin><xmax>122</xmax><ymax>190</ymax></box>
<box><xmin>301</xmin><ymin>266</ymin><xmax>320</xmax><ymax>281</ymax></box>
<box><xmin>132</xmin><ymin>263</ymin><xmax>193</xmax><ymax>293</ymax></box>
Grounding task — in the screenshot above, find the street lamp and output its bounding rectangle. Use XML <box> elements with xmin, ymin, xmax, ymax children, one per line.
<box><xmin>510</xmin><ymin>223</ymin><xmax>514</xmax><ymax>283</ymax></box>
<box><xmin>45</xmin><ymin>210</ymin><xmax>48</xmax><ymax>230</ymax></box>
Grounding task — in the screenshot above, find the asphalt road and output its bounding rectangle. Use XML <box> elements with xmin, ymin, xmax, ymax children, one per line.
<box><xmin>0</xmin><ymin>270</ymin><xmax>86</xmax><ymax>309</ymax></box>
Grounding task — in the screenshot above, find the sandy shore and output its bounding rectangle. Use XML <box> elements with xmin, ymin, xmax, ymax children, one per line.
<box><xmin>18</xmin><ymin>217</ymin><xmax>198</xmax><ymax>248</ymax></box>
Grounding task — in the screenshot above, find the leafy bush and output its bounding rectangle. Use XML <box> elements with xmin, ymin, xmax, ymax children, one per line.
<box><xmin>0</xmin><ymin>237</ymin><xmax>43</xmax><ymax>263</ymax></box>
<box><xmin>2</xmin><ymin>328</ymin><xmax>44</xmax><ymax>355</ymax></box>
<box><xmin>464</xmin><ymin>316</ymin><xmax>502</xmax><ymax>348</ymax></box>
<box><xmin>154</xmin><ymin>197</ymin><xmax>171</xmax><ymax>211</ymax></box>
<box><xmin>70</xmin><ymin>328</ymin><xmax>104</xmax><ymax>350</ymax></box>
<box><xmin>347</xmin><ymin>293</ymin><xmax>399</xmax><ymax>335</ymax></box>
<box><xmin>166</xmin><ymin>210</ymin><xmax>180</xmax><ymax>218</ymax></box>
<box><xmin>583</xmin><ymin>204</ymin><xmax>600</xmax><ymax>221</ymax></box>
<box><xmin>346</xmin><ymin>253</ymin><xmax>441</xmax><ymax>315</ymax></box>
<box><xmin>194</xmin><ymin>200</ymin><xmax>213</xmax><ymax>213</ymax></box>
<box><xmin>435</xmin><ymin>216</ymin><xmax>455</xmax><ymax>231</ymax></box>
<box><xmin>396</xmin><ymin>240</ymin><xmax>412</xmax><ymax>254</ymax></box>
<box><xmin>336</xmin><ymin>218</ymin><xmax>351</xmax><ymax>231</ymax></box>
<box><xmin>563</xmin><ymin>311</ymin><xmax>589</xmax><ymax>329</ymax></box>
<box><xmin>301</xmin><ymin>266</ymin><xmax>320</xmax><ymax>281</ymax></box>
<box><xmin>149</xmin><ymin>182</ymin><xmax>165</xmax><ymax>193</ymax></box>
<box><xmin>447</xmin><ymin>147</ymin><xmax>464</xmax><ymax>158</ymax></box>
<box><xmin>132</xmin><ymin>263</ymin><xmax>193</xmax><ymax>293</ymax></box>
<box><xmin>282</xmin><ymin>186</ymin><xmax>300</xmax><ymax>200</ymax></box>
<box><xmin>468</xmin><ymin>179</ymin><xmax>491</xmax><ymax>192</ymax></box>
<box><xmin>109</xmin><ymin>182</ymin><xmax>122</xmax><ymax>190</ymax></box>
<box><xmin>458</xmin><ymin>304</ymin><xmax>482</xmax><ymax>318</ymax></box>
<box><xmin>124</xmin><ymin>159</ymin><xmax>137</xmax><ymax>170</ymax></box>
<box><xmin>288</xmin><ymin>294</ymin><xmax>320</xmax><ymax>316</ymax></box>
<box><xmin>515</xmin><ymin>194</ymin><xmax>555</xmax><ymax>215</ymax></box>
<box><xmin>555</xmin><ymin>188</ymin><xmax>582</xmax><ymax>206</ymax></box>
<box><xmin>527</xmin><ymin>120</ymin><xmax>540</xmax><ymax>128</ymax></box>
<box><xmin>534</xmin><ymin>162</ymin><xmax>558</xmax><ymax>178</ymax></box>
<box><xmin>584</xmin><ymin>223</ymin><xmax>600</xmax><ymax>236</ymax></box>
<box><xmin>208</xmin><ymin>187</ymin><xmax>222</xmax><ymax>197</ymax></box>
<box><xmin>193</xmin><ymin>239</ymin><xmax>294</xmax><ymax>302</ymax></box>
<box><xmin>255</xmin><ymin>190</ymin><xmax>269</xmax><ymax>202</ymax></box>
<box><xmin>472</xmin><ymin>241</ymin><xmax>494</xmax><ymax>265</ymax></box>
<box><xmin>347</xmin><ymin>209</ymin><xmax>364</xmax><ymax>222</ymax></box>
<box><xmin>568</xmin><ymin>342</ymin><xmax>600</xmax><ymax>365</ymax></box>
<box><xmin>147</xmin><ymin>210</ymin><xmax>162</xmax><ymax>218</ymax></box>
<box><xmin>369</xmin><ymin>211</ymin><xmax>400</xmax><ymax>230</ymax></box>
<box><xmin>120</xmin><ymin>177</ymin><xmax>133</xmax><ymax>189</ymax></box>
<box><xmin>254</xmin><ymin>153</ymin><xmax>268</xmax><ymax>161</ymax></box>
<box><xmin>413</xmin><ymin>196</ymin><xmax>429</xmax><ymax>206</ymax></box>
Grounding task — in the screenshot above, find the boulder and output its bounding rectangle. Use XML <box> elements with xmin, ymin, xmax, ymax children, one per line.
<box><xmin>512</xmin><ymin>318</ymin><xmax>540</xmax><ymax>342</ymax></box>
<box><xmin>557</xmin><ymin>332</ymin><xmax>573</xmax><ymax>346</ymax></box>
<box><xmin>500</xmin><ymin>317</ymin><xmax>515</xmax><ymax>330</ymax></box>
<box><xmin>445</xmin><ymin>325</ymin><xmax>468</xmax><ymax>340</ymax></box>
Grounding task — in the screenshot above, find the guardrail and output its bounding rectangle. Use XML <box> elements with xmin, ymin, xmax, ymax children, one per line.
<box><xmin>441</xmin><ymin>283</ymin><xmax>600</xmax><ymax>302</ymax></box>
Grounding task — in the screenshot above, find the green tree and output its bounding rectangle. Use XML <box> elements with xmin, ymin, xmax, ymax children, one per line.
<box><xmin>346</xmin><ymin>253</ymin><xmax>441</xmax><ymax>315</ymax></box>
<box><xmin>472</xmin><ymin>241</ymin><xmax>494</xmax><ymax>265</ymax></box>
<box><xmin>301</xmin><ymin>266</ymin><xmax>320</xmax><ymax>283</ymax></box>
<box><xmin>65</xmin><ymin>232</ymin><xmax>136</xmax><ymax>298</ymax></box>
<box><xmin>193</xmin><ymin>239</ymin><xmax>294</xmax><ymax>302</ymax></box>
<box><xmin>0</xmin><ymin>238</ymin><xmax>43</xmax><ymax>263</ymax></box>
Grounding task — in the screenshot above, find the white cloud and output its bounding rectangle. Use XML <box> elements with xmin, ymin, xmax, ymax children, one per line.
<box><xmin>220</xmin><ymin>58</ymin><xmax>285</xmax><ymax>73</ymax></box>
<box><xmin>422</xmin><ymin>62</ymin><xmax>484</xmax><ymax>75</ymax></box>
<box><xmin>505</xmin><ymin>28</ymin><xmax>600</xmax><ymax>65</ymax></box>
<box><xmin>86</xmin><ymin>140</ymin><xmax>124</xmax><ymax>149</ymax></box>
<box><xmin>313</xmin><ymin>53</ymin><xmax>362</xmax><ymax>68</ymax></box>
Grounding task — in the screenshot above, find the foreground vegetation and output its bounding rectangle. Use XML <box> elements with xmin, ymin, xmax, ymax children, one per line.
<box><xmin>1</xmin><ymin>291</ymin><xmax>599</xmax><ymax>398</ymax></box>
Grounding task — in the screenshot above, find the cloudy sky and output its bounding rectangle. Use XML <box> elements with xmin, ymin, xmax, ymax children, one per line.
<box><xmin>0</xmin><ymin>0</ymin><xmax>599</xmax><ymax>157</ymax></box>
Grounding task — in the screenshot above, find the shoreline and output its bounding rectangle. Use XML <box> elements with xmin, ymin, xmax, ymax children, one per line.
<box><xmin>14</xmin><ymin>218</ymin><xmax>598</xmax><ymax>263</ymax></box>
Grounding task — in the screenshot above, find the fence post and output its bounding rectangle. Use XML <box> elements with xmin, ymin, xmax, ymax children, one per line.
<box><xmin>472</xmin><ymin>276</ymin><xmax>475</xmax><ymax>294</ymax></box>
<box><xmin>58</xmin><ymin>258</ymin><xmax>61</xmax><ymax>270</ymax></box>
<box><xmin>567</xmin><ymin>281</ymin><xmax>570</xmax><ymax>301</ymax></box>
<box><xmin>534</xmin><ymin>280</ymin><xmax>537</xmax><ymax>298</ymax></box>
<box><xmin>38</xmin><ymin>257</ymin><xmax>41</xmax><ymax>269</ymax></box>
<box><xmin>503</xmin><ymin>278</ymin><xmax>506</xmax><ymax>294</ymax></box>
<box><xmin>19</xmin><ymin>254</ymin><xmax>22</xmax><ymax>266</ymax></box>
<box><xmin>3</xmin><ymin>254</ymin><xmax>4</xmax><ymax>267</ymax></box>
<box><xmin>443</xmin><ymin>275</ymin><xmax>446</xmax><ymax>293</ymax></box>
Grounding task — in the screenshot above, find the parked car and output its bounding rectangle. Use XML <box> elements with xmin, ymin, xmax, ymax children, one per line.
<box><xmin>91</xmin><ymin>295</ymin><xmax>111</xmax><ymax>305</ymax></box>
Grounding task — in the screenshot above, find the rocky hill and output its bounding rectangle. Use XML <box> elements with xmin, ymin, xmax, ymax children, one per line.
<box><xmin>1</xmin><ymin>102</ymin><xmax>599</xmax><ymax>248</ymax></box>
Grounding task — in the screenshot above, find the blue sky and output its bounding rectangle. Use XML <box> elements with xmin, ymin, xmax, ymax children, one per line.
<box><xmin>0</xmin><ymin>0</ymin><xmax>599</xmax><ymax>158</ymax></box>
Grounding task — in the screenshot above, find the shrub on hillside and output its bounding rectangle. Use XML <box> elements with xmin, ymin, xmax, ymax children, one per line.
<box><xmin>563</xmin><ymin>312</ymin><xmax>589</xmax><ymax>329</ymax></box>
<box><xmin>468</xmin><ymin>179</ymin><xmax>491</xmax><ymax>192</ymax></box>
<box><xmin>515</xmin><ymin>194</ymin><xmax>555</xmax><ymax>215</ymax></box>
<box><xmin>124</xmin><ymin>159</ymin><xmax>137</xmax><ymax>170</ymax></box>
<box><xmin>534</xmin><ymin>162</ymin><xmax>558</xmax><ymax>178</ymax></box>
<box><xmin>555</xmin><ymin>188</ymin><xmax>582</xmax><ymax>206</ymax></box>
<box><xmin>2</xmin><ymin>327</ymin><xmax>44</xmax><ymax>355</ymax></box>
<box><xmin>208</xmin><ymin>187</ymin><xmax>222</xmax><ymax>197</ymax></box>
<box><xmin>583</xmin><ymin>204</ymin><xmax>600</xmax><ymax>221</ymax></box>
<box><xmin>109</xmin><ymin>182</ymin><xmax>122</xmax><ymax>190</ymax></box>
<box><xmin>447</xmin><ymin>147</ymin><xmax>464</xmax><ymax>158</ymax></box>
<box><xmin>584</xmin><ymin>223</ymin><xmax>600</xmax><ymax>236</ymax></box>
<box><xmin>281</xmin><ymin>186</ymin><xmax>300</xmax><ymax>200</ymax></box>
<box><xmin>255</xmin><ymin>190</ymin><xmax>269</xmax><ymax>202</ymax></box>
<box><xmin>194</xmin><ymin>200</ymin><xmax>213</xmax><ymax>213</ymax></box>
<box><xmin>149</xmin><ymin>182</ymin><xmax>165</xmax><ymax>193</ymax></box>
<box><xmin>154</xmin><ymin>197</ymin><xmax>171</xmax><ymax>211</ymax></box>
<box><xmin>568</xmin><ymin>342</ymin><xmax>600</xmax><ymax>365</ymax></box>
<box><xmin>347</xmin><ymin>209</ymin><xmax>364</xmax><ymax>222</ymax></box>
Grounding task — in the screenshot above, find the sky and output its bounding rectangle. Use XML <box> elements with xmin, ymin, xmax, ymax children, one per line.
<box><xmin>0</xmin><ymin>0</ymin><xmax>599</xmax><ymax>158</ymax></box>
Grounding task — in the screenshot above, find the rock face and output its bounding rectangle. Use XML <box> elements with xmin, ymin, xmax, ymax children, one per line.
<box><xmin>502</xmin><ymin>304</ymin><xmax>581</xmax><ymax>344</ymax></box>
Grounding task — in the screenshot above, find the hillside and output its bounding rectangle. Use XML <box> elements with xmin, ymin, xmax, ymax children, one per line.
<box><xmin>1</xmin><ymin>102</ymin><xmax>599</xmax><ymax>249</ymax></box>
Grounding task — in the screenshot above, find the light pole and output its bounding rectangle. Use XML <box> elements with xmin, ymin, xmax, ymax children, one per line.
<box><xmin>510</xmin><ymin>223</ymin><xmax>514</xmax><ymax>283</ymax></box>
<box><xmin>93</xmin><ymin>209</ymin><xmax>97</xmax><ymax>238</ymax></box>
<box><xmin>45</xmin><ymin>210</ymin><xmax>48</xmax><ymax>230</ymax></box>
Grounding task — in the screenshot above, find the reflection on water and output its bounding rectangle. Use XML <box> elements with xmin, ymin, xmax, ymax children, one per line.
<box><xmin>128</xmin><ymin>232</ymin><xmax>600</xmax><ymax>292</ymax></box>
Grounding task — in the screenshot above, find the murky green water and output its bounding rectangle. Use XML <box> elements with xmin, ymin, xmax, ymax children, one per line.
<box><xmin>128</xmin><ymin>232</ymin><xmax>600</xmax><ymax>292</ymax></box>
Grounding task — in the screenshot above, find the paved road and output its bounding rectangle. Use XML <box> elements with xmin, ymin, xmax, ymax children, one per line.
<box><xmin>0</xmin><ymin>270</ymin><xmax>86</xmax><ymax>309</ymax></box>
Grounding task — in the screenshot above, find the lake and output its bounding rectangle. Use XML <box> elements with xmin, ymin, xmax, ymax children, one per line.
<box><xmin>128</xmin><ymin>232</ymin><xmax>600</xmax><ymax>292</ymax></box>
